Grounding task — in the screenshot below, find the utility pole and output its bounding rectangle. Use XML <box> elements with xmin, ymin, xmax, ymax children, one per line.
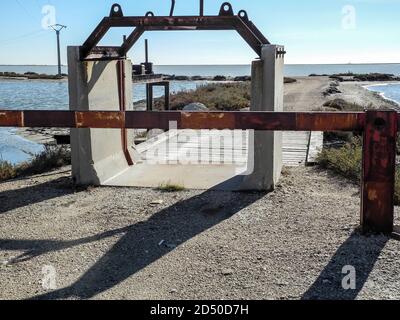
<box><xmin>50</xmin><ymin>24</ymin><xmax>67</xmax><ymax>76</ymax></box>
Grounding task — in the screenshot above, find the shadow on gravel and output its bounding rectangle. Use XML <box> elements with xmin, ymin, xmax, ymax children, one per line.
<box><xmin>1</xmin><ymin>183</ymin><xmax>265</xmax><ymax>300</ymax></box>
<box><xmin>302</xmin><ymin>231</ymin><xmax>389</xmax><ymax>300</ymax></box>
<box><xmin>0</xmin><ymin>176</ymin><xmax>75</xmax><ymax>214</ymax></box>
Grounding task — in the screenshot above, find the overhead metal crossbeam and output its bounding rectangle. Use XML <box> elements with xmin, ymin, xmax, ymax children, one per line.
<box><xmin>80</xmin><ymin>2</ymin><xmax>270</xmax><ymax>61</ymax></box>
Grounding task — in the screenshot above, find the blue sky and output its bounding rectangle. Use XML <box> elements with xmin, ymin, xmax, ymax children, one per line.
<box><xmin>0</xmin><ymin>0</ymin><xmax>399</xmax><ymax>65</ymax></box>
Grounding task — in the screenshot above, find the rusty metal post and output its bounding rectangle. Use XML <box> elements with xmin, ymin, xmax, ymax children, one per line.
<box><xmin>149</xmin><ymin>84</ymin><xmax>154</xmax><ymax>111</ymax></box>
<box><xmin>147</xmin><ymin>83</ymin><xmax>154</xmax><ymax>111</ymax></box>
<box><xmin>361</xmin><ymin>110</ymin><xmax>397</xmax><ymax>234</ymax></box>
<box><xmin>146</xmin><ymin>83</ymin><xmax>151</xmax><ymax>111</ymax></box>
<box><xmin>117</xmin><ymin>59</ymin><xmax>134</xmax><ymax>166</ymax></box>
<box><xmin>145</xmin><ymin>39</ymin><xmax>149</xmax><ymax>63</ymax></box>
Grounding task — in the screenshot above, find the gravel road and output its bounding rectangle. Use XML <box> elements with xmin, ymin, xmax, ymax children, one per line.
<box><xmin>1</xmin><ymin>166</ymin><xmax>400</xmax><ymax>300</ymax></box>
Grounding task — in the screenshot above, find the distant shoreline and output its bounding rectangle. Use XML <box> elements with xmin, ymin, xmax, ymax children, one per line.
<box><xmin>2</xmin><ymin>64</ymin><xmax>400</xmax><ymax>78</ymax></box>
<box><xmin>2</xmin><ymin>62</ymin><xmax>400</xmax><ymax>67</ymax></box>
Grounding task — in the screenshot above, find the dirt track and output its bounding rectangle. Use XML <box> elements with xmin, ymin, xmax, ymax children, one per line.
<box><xmin>284</xmin><ymin>76</ymin><xmax>331</xmax><ymax>111</ymax></box>
<box><xmin>1</xmin><ymin>166</ymin><xmax>400</xmax><ymax>300</ymax></box>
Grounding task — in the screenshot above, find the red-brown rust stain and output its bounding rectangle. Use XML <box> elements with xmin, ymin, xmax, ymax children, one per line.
<box><xmin>76</xmin><ymin>111</ymin><xmax>124</xmax><ymax>128</ymax></box>
<box><xmin>0</xmin><ymin>111</ymin><xmax>23</xmax><ymax>127</ymax></box>
<box><xmin>181</xmin><ymin>112</ymin><xmax>235</xmax><ymax>129</ymax></box>
<box><xmin>368</xmin><ymin>188</ymin><xmax>379</xmax><ymax>201</ymax></box>
<box><xmin>296</xmin><ymin>113</ymin><xmax>362</xmax><ymax>131</ymax></box>
<box><xmin>363</xmin><ymin>181</ymin><xmax>393</xmax><ymax>225</ymax></box>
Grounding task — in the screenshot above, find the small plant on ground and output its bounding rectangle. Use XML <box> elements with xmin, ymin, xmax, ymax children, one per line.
<box><xmin>158</xmin><ymin>182</ymin><xmax>186</xmax><ymax>192</ymax></box>
<box><xmin>0</xmin><ymin>160</ymin><xmax>17</xmax><ymax>181</ymax></box>
<box><xmin>322</xmin><ymin>99</ymin><xmax>365</xmax><ymax>112</ymax></box>
<box><xmin>317</xmin><ymin>137</ymin><xmax>400</xmax><ymax>205</ymax></box>
<box><xmin>317</xmin><ymin>137</ymin><xmax>362</xmax><ymax>182</ymax></box>
<box><xmin>0</xmin><ymin>145</ymin><xmax>71</xmax><ymax>182</ymax></box>
<box><xmin>153</xmin><ymin>78</ymin><xmax>296</xmax><ymax>111</ymax></box>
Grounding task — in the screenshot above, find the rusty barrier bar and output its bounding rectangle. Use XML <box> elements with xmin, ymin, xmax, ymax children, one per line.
<box><xmin>0</xmin><ymin>109</ymin><xmax>397</xmax><ymax>234</ymax></box>
<box><xmin>0</xmin><ymin>111</ymin><xmax>366</xmax><ymax>131</ymax></box>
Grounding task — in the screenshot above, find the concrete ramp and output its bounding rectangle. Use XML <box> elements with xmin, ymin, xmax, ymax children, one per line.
<box><xmin>104</xmin><ymin>130</ymin><xmax>323</xmax><ymax>190</ymax></box>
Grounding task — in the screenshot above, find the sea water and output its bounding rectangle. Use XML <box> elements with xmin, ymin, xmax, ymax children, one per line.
<box><xmin>365</xmin><ymin>83</ymin><xmax>400</xmax><ymax>106</ymax></box>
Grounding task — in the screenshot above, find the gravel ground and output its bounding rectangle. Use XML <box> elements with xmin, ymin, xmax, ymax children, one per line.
<box><xmin>1</xmin><ymin>166</ymin><xmax>400</xmax><ymax>300</ymax></box>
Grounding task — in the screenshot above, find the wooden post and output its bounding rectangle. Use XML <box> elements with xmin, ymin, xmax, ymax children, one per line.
<box><xmin>361</xmin><ymin>110</ymin><xmax>397</xmax><ymax>233</ymax></box>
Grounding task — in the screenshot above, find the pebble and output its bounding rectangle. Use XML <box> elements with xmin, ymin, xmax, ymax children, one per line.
<box><xmin>150</xmin><ymin>200</ymin><xmax>164</xmax><ymax>206</ymax></box>
<box><xmin>222</xmin><ymin>269</ymin><xmax>234</xmax><ymax>276</ymax></box>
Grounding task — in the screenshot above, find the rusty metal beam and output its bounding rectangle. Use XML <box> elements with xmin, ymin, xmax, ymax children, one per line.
<box><xmin>234</xmin><ymin>19</ymin><xmax>265</xmax><ymax>57</ymax></box>
<box><xmin>107</xmin><ymin>16</ymin><xmax>242</xmax><ymax>28</ymax></box>
<box><xmin>83</xmin><ymin>46</ymin><xmax>121</xmax><ymax>61</ymax></box>
<box><xmin>361</xmin><ymin>110</ymin><xmax>397</xmax><ymax>234</ymax></box>
<box><xmin>239</xmin><ymin>18</ymin><xmax>270</xmax><ymax>45</ymax></box>
<box><xmin>80</xmin><ymin>18</ymin><xmax>111</xmax><ymax>59</ymax></box>
<box><xmin>0</xmin><ymin>111</ymin><xmax>366</xmax><ymax>131</ymax></box>
<box><xmin>81</xmin><ymin>15</ymin><xmax>267</xmax><ymax>60</ymax></box>
<box><xmin>119</xmin><ymin>27</ymin><xmax>145</xmax><ymax>56</ymax></box>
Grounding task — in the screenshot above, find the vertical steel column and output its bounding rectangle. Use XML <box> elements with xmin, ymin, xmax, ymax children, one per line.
<box><xmin>361</xmin><ymin>110</ymin><xmax>397</xmax><ymax>233</ymax></box>
<box><xmin>146</xmin><ymin>83</ymin><xmax>151</xmax><ymax>111</ymax></box>
<box><xmin>165</xmin><ymin>82</ymin><xmax>170</xmax><ymax>111</ymax></box>
<box><xmin>147</xmin><ymin>83</ymin><xmax>154</xmax><ymax>111</ymax></box>
<box><xmin>200</xmin><ymin>0</ymin><xmax>204</xmax><ymax>16</ymax></box>
<box><xmin>145</xmin><ymin>39</ymin><xmax>149</xmax><ymax>63</ymax></box>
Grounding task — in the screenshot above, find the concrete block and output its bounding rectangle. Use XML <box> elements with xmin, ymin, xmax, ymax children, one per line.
<box><xmin>240</xmin><ymin>44</ymin><xmax>284</xmax><ymax>191</ymax></box>
<box><xmin>68</xmin><ymin>46</ymin><xmax>137</xmax><ymax>185</ymax></box>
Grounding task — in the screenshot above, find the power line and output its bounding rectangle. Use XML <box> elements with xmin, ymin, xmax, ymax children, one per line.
<box><xmin>0</xmin><ymin>29</ymin><xmax>46</xmax><ymax>46</ymax></box>
<box><xmin>14</xmin><ymin>0</ymin><xmax>37</xmax><ymax>22</ymax></box>
<box><xmin>1</xmin><ymin>32</ymin><xmax>48</xmax><ymax>49</ymax></box>
<box><xmin>33</xmin><ymin>0</ymin><xmax>43</xmax><ymax>11</ymax></box>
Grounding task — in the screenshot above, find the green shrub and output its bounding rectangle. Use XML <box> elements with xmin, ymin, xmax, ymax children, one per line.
<box><xmin>317</xmin><ymin>137</ymin><xmax>362</xmax><ymax>182</ymax></box>
<box><xmin>155</xmin><ymin>82</ymin><xmax>252</xmax><ymax>111</ymax></box>
<box><xmin>154</xmin><ymin>79</ymin><xmax>296</xmax><ymax>111</ymax></box>
<box><xmin>0</xmin><ymin>160</ymin><xmax>17</xmax><ymax>181</ymax></box>
<box><xmin>317</xmin><ymin>138</ymin><xmax>400</xmax><ymax>205</ymax></box>
<box><xmin>20</xmin><ymin>145</ymin><xmax>71</xmax><ymax>176</ymax></box>
<box><xmin>323</xmin><ymin>99</ymin><xmax>365</xmax><ymax>112</ymax></box>
<box><xmin>0</xmin><ymin>145</ymin><xmax>71</xmax><ymax>182</ymax></box>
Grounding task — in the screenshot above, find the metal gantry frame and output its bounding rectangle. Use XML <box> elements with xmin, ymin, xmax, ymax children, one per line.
<box><xmin>79</xmin><ymin>2</ymin><xmax>271</xmax><ymax>61</ymax></box>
